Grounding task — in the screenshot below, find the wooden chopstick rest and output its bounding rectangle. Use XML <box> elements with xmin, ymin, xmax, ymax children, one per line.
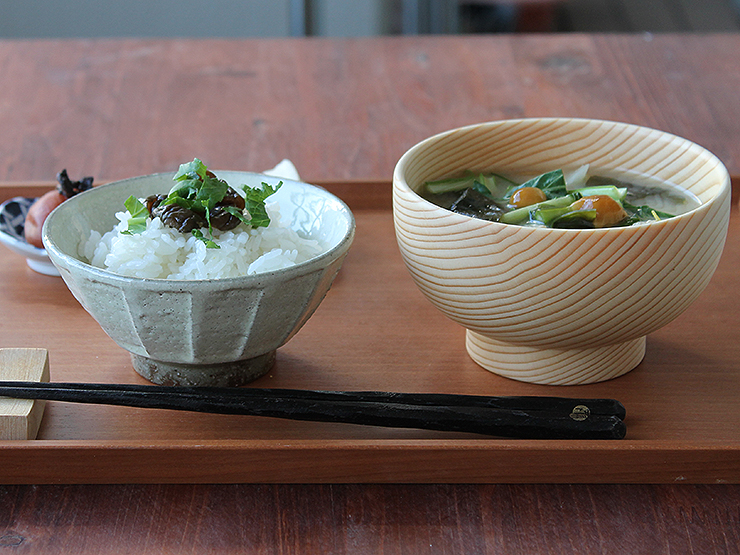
<box><xmin>0</xmin><ymin>348</ymin><xmax>49</xmax><ymax>439</ymax></box>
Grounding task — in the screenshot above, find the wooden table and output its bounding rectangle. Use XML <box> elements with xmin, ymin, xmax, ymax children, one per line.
<box><xmin>1</xmin><ymin>34</ymin><xmax>739</xmax><ymax>552</ymax></box>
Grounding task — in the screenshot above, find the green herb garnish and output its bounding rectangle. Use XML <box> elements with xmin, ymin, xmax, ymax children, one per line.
<box><xmin>163</xmin><ymin>162</ymin><xmax>230</xmax><ymax>236</ymax></box>
<box><xmin>191</xmin><ymin>229</ymin><xmax>220</xmax><ymax>249</ymax></box>
<box><xmin>243</xmin><ymin>181</ymin><xmax>282</xmax><ymax>228</ymax></box>
<box><xmin>173</xmin><ymin>158</ymin><xmax>208</xmax><ymax>181</ymax></box>
<box><xmin>222</xmin><ymin>205</ymin><xmax>253</xmax><ymax>226</ymax></box>
<box><xmin>122</xmin><ymin>195</ymin><xmax>149</xmax><ymax>235</ymax></box>
<box><xmin>121</xmin><ymin>159</ymin><xmax>283</xmax><ymax>248</ymax></box>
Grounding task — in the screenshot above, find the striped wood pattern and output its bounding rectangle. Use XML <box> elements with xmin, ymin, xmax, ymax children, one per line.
<box><xmin>393</xmin><ymin>118</ymin><xmax>731</xmax><ymax>384</ymax></box>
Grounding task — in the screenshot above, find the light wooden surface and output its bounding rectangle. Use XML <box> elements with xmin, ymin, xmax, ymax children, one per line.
<box><xmin>1</xmin><ymin>35</ymin><xmax>740</xmax><ymax>551</ymax></box>
<box><xmin>0</xmin><ymin>349</ymin><xmax>49</xmax><ymax>440</ymax></box>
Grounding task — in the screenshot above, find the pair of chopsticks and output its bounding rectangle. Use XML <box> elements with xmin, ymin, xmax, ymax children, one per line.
<box><xmin>0</xmin><ymin>381</ymin><xmax>626</xmax><ymax>439</ymax></box>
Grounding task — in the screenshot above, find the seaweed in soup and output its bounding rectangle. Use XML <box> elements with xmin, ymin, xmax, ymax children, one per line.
<box><xmin>422</xmin><ymin>167</ymin><xmax>699</xmax><ymax>229</ymax></box>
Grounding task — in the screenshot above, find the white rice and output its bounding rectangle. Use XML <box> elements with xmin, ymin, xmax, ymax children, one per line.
<box><xmin>81</xmin><ymin>198</ymin><xmax>324</xmax><ymax>279</ymax></box>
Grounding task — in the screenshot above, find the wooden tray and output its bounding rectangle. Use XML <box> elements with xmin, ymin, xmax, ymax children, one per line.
<box><xmin>0</xmin><ymin>181</ymin><xmax>739</xmax><ymax>484</ymax></box>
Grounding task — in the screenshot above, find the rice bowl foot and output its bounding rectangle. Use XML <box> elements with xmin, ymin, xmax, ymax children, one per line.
<box><xmin>465</xmin><ymin>331</ymin><xmax>646</xmax><ymax>385</ymax></box>
<box><xmin>131</xmin><ymin>350</ymin><xmax>275</xmax><ymax>386</ymax></box>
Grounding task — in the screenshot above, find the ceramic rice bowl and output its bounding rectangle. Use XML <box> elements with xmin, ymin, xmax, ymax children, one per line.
<box><xmin>393</xmin><ymin>118</ymin><xmax>731</xmax><ymax>385</ymax></box>
<box><xmin>43</xmin><ymin>171</ymin><xmax>355</xmax><ymax>386</ymax></box>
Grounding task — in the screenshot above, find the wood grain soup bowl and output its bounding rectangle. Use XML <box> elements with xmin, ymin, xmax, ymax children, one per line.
<box><xmin>42</xmin><ymin>172</ymin><xmax>355</xmax><ymax>386</ymax></box>
<box><xmin>393</xmin><ymin>118</ymin><xmax>731</xmax><ymax>385</ymax></box>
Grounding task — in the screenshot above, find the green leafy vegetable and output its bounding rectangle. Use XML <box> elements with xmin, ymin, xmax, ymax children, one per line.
<box><xmin>549</xmin><ymin>209</ymin><xmax>597</xmax><ymax>229</ymax></box>
<box><xmin>507</xmin><ymin>170</ymin><xmax>567</xmax><ymax>200</ymax></box>
<box><xmin>574</xmin><ymin>185</ymin><xmax>627</xmax><ymax>202</ymax></box>
<box><xmin>173</xmin><ymin>158</ymin><xmax>208</xmax><ymax>182</ymax></box>
<box><xmin>243</xmin><ymin>181</ymin><xmax>282</xmax><ymax>228</ymax></box>
<box><xmin>424</xmin><ymin>173</ymin><xmax>476</xmax><ymax>195</ymax></box>
<box><xmin>500</xmin><ymin>194</ymin><xmax>578</xmax><ymax>225</ymax></box>
<box><xmin>222</xmin><ymin>205</ymin><xmax>253</xmax><ymax>226</ymax></box>
<box><xmin>423</xmin><ymin>167</ymin><xmax>686</xmax><ymax>229</ymax></box>
<box><xmin>120</xmin><ymin>159</ymin><xmax>282</xmax><ymax>248</ymax></box>
<box><xmin>479</xmin><ymin>173</ymin><xmax>518</xmax><ymax>200</ymax></box>
<box><xmin>425</xmin><ymin>172</ymin><xmax>517</xmax><ymax>200</ymax></box>
<box><xmin>621</xmin><ymin>202</ymin><xmax>675</xmax><ymax>226</ymax></box>
<box><xmin>191</xmin><ymin>229</ymin><xmax>220</xmax><ymax>249</ymax></box>
<box><xmin>122</xmin><ymin>195</ymin><xmax>149</xmax><ymax>235</ymax></box>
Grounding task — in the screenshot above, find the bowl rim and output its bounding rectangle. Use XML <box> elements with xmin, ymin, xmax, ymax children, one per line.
<box><xmin>0</xmin><ymin>196</ymin><xmax>47</xmax><ymax>256</ymax></box>
<box><xmin>393</xmin><ymin>117</ymin><xmax>731</xmax><ymax>234</ymax></box>
<box><xmin>42</xmin><ymin>170</ymin><xmax>356</xmax><ymax>285</ymax></box>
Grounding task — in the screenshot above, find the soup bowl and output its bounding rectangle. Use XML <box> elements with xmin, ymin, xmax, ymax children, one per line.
<box><xmin>43</xmin><ymin>171</ymin><xmax>355</xmax><ymax>386</ymax></box>
<box><xmin>393</xmin><ymin>118</ymin><xmax>731</xmax><ymax>385</ymax></box>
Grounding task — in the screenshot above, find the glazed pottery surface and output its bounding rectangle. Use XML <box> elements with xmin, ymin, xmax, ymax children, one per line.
<box><xmin>43</xmin><ymin>171</ymin><xmax>355</xmax><ymax>386</ymax></box>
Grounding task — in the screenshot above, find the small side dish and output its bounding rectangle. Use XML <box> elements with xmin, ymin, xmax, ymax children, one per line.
<box><xmin>0</xmin><ymin>170</ymin><xmax>92</xmax><ymax>275</ymax></box>
<box><xmin>25</xmin><ymin>170</ymin><xmax>93</xmax><ymax>248</ymax></box>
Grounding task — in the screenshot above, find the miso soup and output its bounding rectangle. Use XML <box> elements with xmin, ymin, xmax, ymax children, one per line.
<box><xmin>421</xmin><ymin>166</ymin><xmax>700</xmax><ymax>229</ymax></box>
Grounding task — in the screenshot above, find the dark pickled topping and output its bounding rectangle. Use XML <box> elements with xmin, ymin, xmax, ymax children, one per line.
<box><xmin>220</xmin><ymin>187</ymin><xmax>246</xmax><ymax>210</ymax></box>
<box><xmin>56</xmin><ymin>169</ymin><xmax>94</xmax><ymax>199</ymax></box>
<box><xmin>144</xmin><ymin>160</ymin><xmax>254</xmax><ymax>235</ymax></box>
<box><xmin>123</xmin><ymin>158</ymin><xmax>282</xmax><ymax>248</ymax></box>
<box><xmin>145</xmin><ymin>190</ymin><xmax>241</xmax><ymax>232</ymax></box>
<box><xmin>145</xmin><ymin>195</ymin><xmax>207</xmax><ymax>233</ymax></box>
<box><xmin>157</xmin><ymin>204</ymin><xmax>207</xmax><ymax>233</ymax></box>
<box><xmin>145</xmin><ymin>193</ymin><xmax>167</xmax><ymax>214</ymax></box>
<box><xmin>207</xmin><ymin>187</ymin><xmax>247</xmax><ymax>230</ymax></box>
<box><xmin>208</xmin><ymin>205</ymin><xmax>242</xmax><ymax>231</ymax></box>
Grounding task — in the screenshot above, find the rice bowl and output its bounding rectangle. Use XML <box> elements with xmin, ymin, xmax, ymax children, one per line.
<box><xmin>42</xmin><ymin>169</ymin><xmax>355</xmax><ymax>386</ymax></box>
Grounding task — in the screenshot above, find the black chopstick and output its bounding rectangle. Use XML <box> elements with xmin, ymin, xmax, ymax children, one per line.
<box><xmin>0</xmin><ymin>382</ymin><xmax>626</xmax><ymax>418</ymax></box>
<box><xmin>0</xmin><ymin>382</ymin><xmax>626</xmax><ymax>440</ymax></box>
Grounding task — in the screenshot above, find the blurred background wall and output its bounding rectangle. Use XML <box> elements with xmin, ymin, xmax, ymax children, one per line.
<box><xmin>0</xmin><ymin>0</ymin><xmax>738</xmax><ymax>38</ymax></box>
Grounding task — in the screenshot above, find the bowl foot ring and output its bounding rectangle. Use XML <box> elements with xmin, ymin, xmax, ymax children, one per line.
<box><xmin>466</xmin><ymin>331</ymin><xmax>646</xmax><ymax>385</ymax></box>
<box><xmin>131</xmin><ymin>350</ymin><xmax>276</xmax><ymax>387</ymax></box>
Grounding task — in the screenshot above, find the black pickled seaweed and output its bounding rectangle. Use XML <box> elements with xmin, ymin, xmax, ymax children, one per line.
<box><xmin>208</xmin><ymin>187</ymin><xmax>247</xmax><ymax>231</ymax></box>
<box><xmin>450</xmin><ymin>188</ymin><xmax>505</xmax><ymax>221</ymax></box>
<box><xmin>56</xmin><ymin>169</ymin><xmax>94</xmax><ymax>199</ymax></box>
<box><xmin>146</xmin><ymin>195</ymin><xmax>207</xmax><ymax>233</ymax></box>
<box><xmin>427</xmin><ymin>188</ymin><xmax>505</xmax><ymax>222</ymax></box>
<box><xmin>124</xmin><ymin>159</ymin><xmax>283</xmax><ymax>248</ymax></box>
<box><xmin>145</xmin><ymin>189</ymin><xmax>245</xmax><ymax>233</ymax></box>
